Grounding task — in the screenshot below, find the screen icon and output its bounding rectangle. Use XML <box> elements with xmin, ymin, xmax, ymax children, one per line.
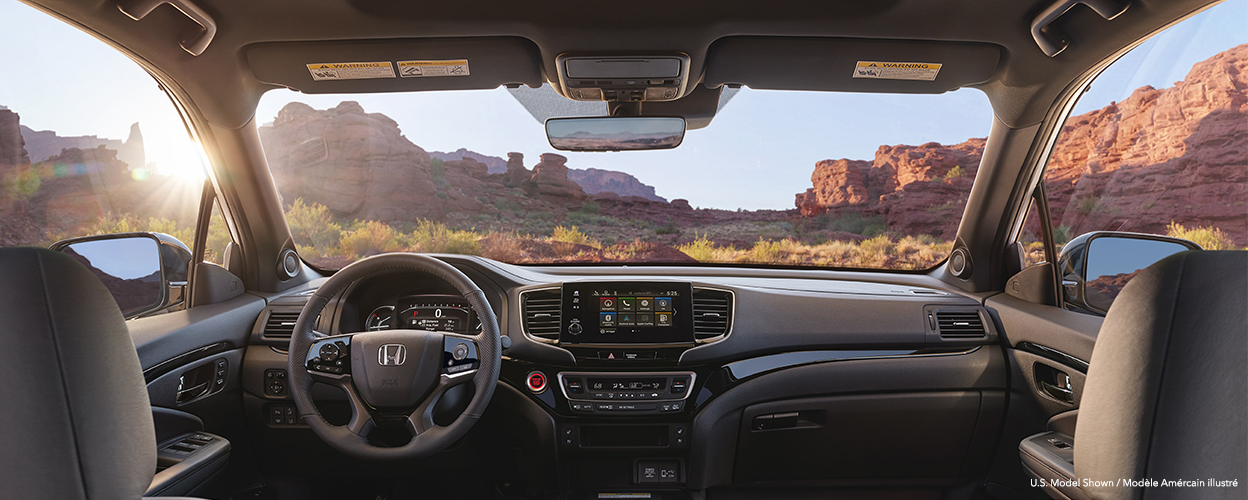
<box><xmin>619</xmin><ymin>297</ymin><xmax>636</xmax><ymax>311</ymax></box>
<box><xmin>600</xmin><ymin>312</ymin><xmax>616</xmax><ymax>326</ymax></box>
<box><xmin>637</xmin><ymin>297</ymin><xmax>654</xmax><ymax>312</ymax></box>
<box><xmin>600</xmin><ymin>297</ymin><xmax>617</xmax><ymax>311</ymax></box>
<box><xmin>655</xmin><ymin>297</ymin><xmax>672</xmax><ymax>311</ymax></box>
<box><xmin>655</xmin><ymin>312</ymin><xmax>671</xmax><ymax>326</ymax></box>
<box><xmin>636</xmin><ymin>313</ymin><xmax>654</xmax><ymax>326</ymax></box>
<box><xmin>618</xmin><ymin>313</ymin><xmax>635</xmax><ymax>326</ymax></box>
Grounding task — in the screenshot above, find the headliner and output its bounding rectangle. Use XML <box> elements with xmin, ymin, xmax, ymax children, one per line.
<box><xmin>24</xmin><ymin>0</ymin><xmax>1218</xmax><ymax>129</ymax></box>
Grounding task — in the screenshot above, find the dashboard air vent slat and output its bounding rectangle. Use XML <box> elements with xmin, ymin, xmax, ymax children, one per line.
<box><xmin>692</xmin><ymin>288</ymin><xmax>732</xmax><ymax>341</ymax></box>
<box><xmin>262</xmin><ymin>311</ymin><xmax>301</xmax><ymax>339</ymax></box>
<box><xmin>522</xmin><ymin>289</ymin><xmax>562</xmax><ymax>342</ymax></box>
<box><xmin>934</xmin><ymin>311</ymin><xmax>987</xmax><ymax>338</ymax></box>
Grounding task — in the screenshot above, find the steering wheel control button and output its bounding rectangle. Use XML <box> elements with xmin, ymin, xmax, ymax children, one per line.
<box><xmin>527</xmin><ymin>371</ymin><xmax>548</xmax><ymax>393</ymax></box>
<box><xmin>305</xmin><ymin>337</ymin><xmax>352</xmax><ymax>376</ymax></box>
<box><xmin>442</xmin><ymin>337</ymin><xmax>478</xmax><ymax>375</ymax></box>
<box><xmin>319</xmin><ymin>343</ymin><xmax>340</xmax><ymax>362</ymax></box>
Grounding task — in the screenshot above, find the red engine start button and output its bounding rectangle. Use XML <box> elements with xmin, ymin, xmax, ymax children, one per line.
<box><xmin>527</xmin><ymin>371</ymin><xmax>547</xmax><ymax>393</ymax></box>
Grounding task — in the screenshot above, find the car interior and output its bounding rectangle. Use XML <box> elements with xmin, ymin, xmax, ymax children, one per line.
<box><xmin>0</xmin><ymin>0</ymin><xmax>1245</xmax><ymax>499</ymax></box>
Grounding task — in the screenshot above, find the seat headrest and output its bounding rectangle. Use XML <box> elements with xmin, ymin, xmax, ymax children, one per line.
<box><xmin>0</xmin><ymin>247</ymin><xmax>156</xmax><ymax>500</ymax></box>
<box><xmin>1075</xmin><ymin>250</ymin><xmax>1247</xmax><ymax>499</ymax></box>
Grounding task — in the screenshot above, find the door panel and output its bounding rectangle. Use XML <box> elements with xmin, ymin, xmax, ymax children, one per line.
<box><xmin>983</xmin><ymin>293</ymin><xmax>1100</xmax><ymax>499</ymax></box>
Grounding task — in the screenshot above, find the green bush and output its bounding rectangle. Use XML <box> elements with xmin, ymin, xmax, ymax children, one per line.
<box><xmin>549</xmin><ymin>225</ymin><xmax>600</xmax><ymax>248</ymax></box>
<box><xmin>430</xmin><ymin>157</ymin><xmax>445</xmax><ymax>180</ymax></box>
<box><xmin>1167</xmin><ymin>222</ymin><xmax>1237</xmax><ymax>250</ymax></box>
<box><xmin>944</xmin><ymin>165</ymin><xmax>968</xmax><ymax>179</ymax></box>
<box><xmin>1077</xmin><ymin>195</ymin><xmax>1100</xmax><ymax>214</ymax></box>
<box><xmin>285</xmin><ymin>199</ymin><xmax>342</xmax><ymax>256</ymax></box>
<box><xmin>410</xmin><ymin>220</ymin><xmax>482</xmax><ymax>255</ymax></box>
<box><xmin>339</xmin><ymin>220</ymin><xmax>403</xmax><ymax>256</ymax></box>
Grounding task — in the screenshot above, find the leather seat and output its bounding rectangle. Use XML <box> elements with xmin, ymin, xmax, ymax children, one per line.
<box><xmin>0</xmin><ymin>247</ymin><xmax>206</xmax><ymax>500</ymax></box>
<box><xmin>1075</xmin><ymin>250</ymin><xmax>1247</xmax><ymax>499</ymax></box>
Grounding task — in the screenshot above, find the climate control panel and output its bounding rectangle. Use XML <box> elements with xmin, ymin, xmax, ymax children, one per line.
<box><xmin>558</xmin><ymin>371</ymin><xmax>694</xmax><ymax>415</ymax></box>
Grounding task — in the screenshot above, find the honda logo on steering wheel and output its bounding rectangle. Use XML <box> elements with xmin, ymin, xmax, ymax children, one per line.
<box><xmin>378</xmin><ymin>344</ymin><xmax>406</xmax><ymax>366</ymax></box>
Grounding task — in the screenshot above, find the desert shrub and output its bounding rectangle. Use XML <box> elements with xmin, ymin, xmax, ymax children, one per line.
<box><xmin>1166</xmin><ymin>222</ymin><xmax>1236</xmax><ymax>250</ymax></box>
<box><xmin>862</xmin><ymin>224</ymin><xmax>888</xmax><ymax>238</ymax></box>
<box><xmin>410</xmin><ymin>220</ymin><xmax>481</xmax><ymax>255</ymax></box>
<box><xmin>945</xmin><ymin>165</ymin><xmax>968</xmax><ymax>180</ymax></box>
<box><xmin>1077</xmin><ymin>195</ymin><xmax>1100</xmax><ymax>214</ymax></box>
<box><xmin>430</xmin><ymin>157</ymin><xmax>445</xmax><ymax>180</ymax></box>
<box><xmin>676</xmin><ymin>234</ymin><xmax>736</xmax><ymax>262</ymax></box>
<box><xmin>1053</xmin><ymin>224</ymin><xmax>1074</xmax><ymax>246</ymax></box>
<box><xmin>819</xmin><ymin>212</ymin><xmax>885</xmax><ymax>235</ymax></box>
<box><xmin>339</xmin><ymin>220</ymin><xmax>403</xmax><ymax>257</ymax></box>
<box><xmin>654</xmin><ymin>221</ymin><xmax>679</xmax><ymax>235</ymax></box>
<box><xmin>285</xmin><ymin>198</ymin><xmax>342</xmax><ymax>256</ymax></box>
<box><xmin>859</xmin><ymin>234</ymin><xmax>895</xmax><ymax>259</ymax></box>
<box><xmin>204</xmin><ymin>206</ymin><xmax>232</xmax><ymax>264</ymax></box>
<box><xmin>580</xmin><ymin>201</ymin><xmax>600</xmax><ymax>214</ymax></box>
<box><xmin>549</xmin><ymin>225</ymin><xmax>600</xmax><ymax>248</ymax></box>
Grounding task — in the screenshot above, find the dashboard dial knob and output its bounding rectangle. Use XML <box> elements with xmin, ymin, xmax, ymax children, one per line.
<box><xmin>568</xmin><ymin>320</ymin><xmax>583</xmax><ymax>335</ymax></box>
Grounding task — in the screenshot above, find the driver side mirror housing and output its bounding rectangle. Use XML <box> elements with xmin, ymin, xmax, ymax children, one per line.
<box><xmin>1057</xmin><ymin>231</ymin><xmax>1201</xmax><ymax>315</ymax></box>
<box><xmin>49</xmin><ymin>232</ymin><xmax>193</xmax><ymax>319</ymax></box>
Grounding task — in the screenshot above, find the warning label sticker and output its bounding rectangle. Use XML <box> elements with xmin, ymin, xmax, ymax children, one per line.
<box><xmin>397</xmin><ymin>59</ymin><xmax>470</xmax><ymax>78</ymax></box>
<box><xmin>306</xmin><ymin>62</ymin><xmax>395</xmax><ymax>81</ymax></box>
<box><xmin>852</xmin><ymin>61</ymin><xmax>942</xmax><ymax>81</ymax></box>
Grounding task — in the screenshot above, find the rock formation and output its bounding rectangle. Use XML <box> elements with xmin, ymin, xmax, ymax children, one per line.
<box><xmin>429</xmin><ymin>148</ymin><xmax>508</xmax><ymax>174</ymax></box>
<box><xmin>568</xmin><ymin>167</ymin><xmax>666</xmax><ymax>202</ymax></box>
<box><xmin>795</xmin><ymin>139</ymin><xmax>984</xmax><ymax>238</ymax></box>
<box><xmin>526</xmin><ymin>153</ymin><xmax>586</xmax><ymax>199</ymax></box>
<box><xmin>20</xmin><ymin>122</ymin><xmax>146</xmax><ymax>171</ymax></box>
<box><xmin>1042</xmin><ymin>43</ymin><xmax>1247</xmax><ymax>243</ymax></box>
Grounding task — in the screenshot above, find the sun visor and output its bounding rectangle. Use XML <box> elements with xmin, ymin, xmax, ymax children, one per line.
<box><xmin>704</xmin><ymin>37</ymin><xmax>1001</xmax><ymax>94</ymax></box>
<box><xmin>246</xmin><ymin>37</ymin><xmax>543</xmax><ymax>94</ymax></box>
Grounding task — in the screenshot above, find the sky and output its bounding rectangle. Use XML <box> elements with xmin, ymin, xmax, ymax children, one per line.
<box><xmin>1</xmin><ymin>0</ymin><xmax>1244</xmax><ymax>210</ymax></box>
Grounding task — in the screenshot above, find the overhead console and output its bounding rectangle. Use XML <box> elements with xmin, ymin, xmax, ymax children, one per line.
<box><xmin>556</xmin><ymin>54</ymin><xmax>692</xmax><ymax>102</ymax></box>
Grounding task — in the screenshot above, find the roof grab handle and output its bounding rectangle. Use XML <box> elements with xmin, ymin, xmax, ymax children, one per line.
<box><xmin>118</xmin><ymin>0</ymin><xmax>217</xmax><ymax>56</ymax></box>
<box><xmin>1030</xmin><ymin>0</ymin><xmax>1130</xmax><ymax>57</ymax></box>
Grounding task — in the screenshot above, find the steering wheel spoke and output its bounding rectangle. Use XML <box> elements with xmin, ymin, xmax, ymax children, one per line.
<box><xmin>338</xmin><ymin>377</ymin><xmax>377</xmax><ymax>437</ymax></box>
<box><xmin>407</xmin><ymin>367</ymin><xmax>478</xmax><ymax>435</ymax></box>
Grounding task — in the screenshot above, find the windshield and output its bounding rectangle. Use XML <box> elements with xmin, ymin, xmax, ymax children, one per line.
<box><xmin>257</xmin><ymin>86</ymin><xmax>993</xmax><ymax>270</ymax></box>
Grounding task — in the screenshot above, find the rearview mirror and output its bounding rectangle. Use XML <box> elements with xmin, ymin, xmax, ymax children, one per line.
<box><xmin>50</xmin><ymin>232</ymin><xmax>193</xmax><ymax>319</ymax></box>
<box><xmin>546</xmin><ymin>116</ymin><xmax>685</xmax><ymax>151</ymax></box>
<box><xmin>1058</xmin><ymin>231</ymin><xmax>1200</xmax><ymax>314</ymax></box>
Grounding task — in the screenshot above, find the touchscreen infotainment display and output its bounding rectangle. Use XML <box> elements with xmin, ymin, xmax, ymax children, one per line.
<box><xmin>560</xmin><ymin>282</ymin><xmax>694</xmax><ymax>344</ymax></box>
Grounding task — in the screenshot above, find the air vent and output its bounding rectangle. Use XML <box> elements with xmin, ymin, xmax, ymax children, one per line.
<box><xmin>934</xmin><ymin>311</ymin><xmax>987</xmax><ymax>338</ymax></box>
<box><xmin>692</xmin><ymin>288</ymin><xmax>733</xmax><ymax>341</ymax></box>
<box><xmin>522</xmin><ymin>288</ymin><xmax>562</xmax><ymax>342</ymax></box>
<box><xmin>262</xmin><ymin>311</ymin><xmax>301</xmax><ymax>339</ymax></box>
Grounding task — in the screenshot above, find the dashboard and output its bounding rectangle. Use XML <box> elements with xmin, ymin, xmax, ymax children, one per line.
<box><xmin>243</xmin><ymin>256</ymin><xmax>1006</xmax><ymax>492</ymax></box>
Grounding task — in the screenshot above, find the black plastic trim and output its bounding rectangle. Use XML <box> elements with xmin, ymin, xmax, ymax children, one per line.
<box><xmin>143</xmin><ymin>341</ymin><xmax>231</xmax><ymax>383</ymax></box>
<box><xmin>1016</xmin><ymin>341</ymin><xmax>1088</xmax><ymax>373</ymax></box>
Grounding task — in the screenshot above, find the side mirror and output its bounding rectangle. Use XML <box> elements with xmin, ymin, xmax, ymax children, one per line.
<box><xmin>50</xmin><ymin>232</ymin><xmax>193</xmax><ymax>319</ymax></box>
<box><xmin>1057</xmin><ymin>231</ymin><xmax>1200</xmax><ymax>314</ymax></box>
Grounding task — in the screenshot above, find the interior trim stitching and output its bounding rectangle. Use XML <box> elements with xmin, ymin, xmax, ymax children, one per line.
<box><xmin>36</xmin><ymin>251</ymin><xmax>92</xmax><ymax>499</ymax></box>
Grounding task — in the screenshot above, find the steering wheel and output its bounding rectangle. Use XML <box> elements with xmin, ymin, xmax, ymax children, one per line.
<box><xmin>287</xmin><ymin>253</ymin><xmax>501</xmax><ymax>460</ymax></box>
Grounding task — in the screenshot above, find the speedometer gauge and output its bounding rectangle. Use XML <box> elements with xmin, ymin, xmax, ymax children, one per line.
<box><xmin>396</xmin><ymin>296</ymin><xmax>472</xmax><ymax>333</ymax></box>
<box><xmin>365</xmin><ymin>306</ymin><xmax>394</xmax><ymax>331</ymax></box>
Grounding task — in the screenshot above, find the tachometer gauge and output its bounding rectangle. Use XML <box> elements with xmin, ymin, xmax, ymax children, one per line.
<box><xmin>365</xmin><ymin>306</ymin><xmax>395</xmax><ymax>331</ymax></box>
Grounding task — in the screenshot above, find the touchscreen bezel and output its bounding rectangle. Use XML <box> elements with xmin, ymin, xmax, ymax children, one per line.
<box><xmin>560</xmin><ymin>282</ymin><xmax>695</xmax><ymax>345</ymax></box>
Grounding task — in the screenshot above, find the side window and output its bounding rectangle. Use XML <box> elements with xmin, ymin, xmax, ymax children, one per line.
<box><xmin>1023</xmin><ymin>2</ymin><xmax>1246</xmax><ymax>311</ymax></box>
<box><xmin>0</xmin><ymin>0</ymin><xmax>229</xmax><ymax>315</ymax></box>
